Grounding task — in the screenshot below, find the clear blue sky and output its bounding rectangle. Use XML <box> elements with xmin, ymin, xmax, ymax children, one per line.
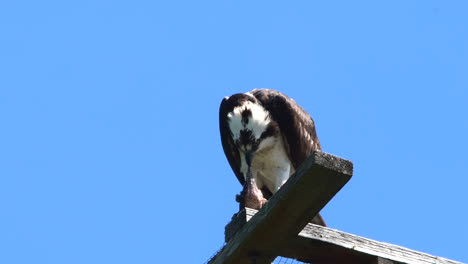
<box><xmin>1</xmin><ymin>1</ymin><xmax>467</xmax><ymax>263</ymax></box>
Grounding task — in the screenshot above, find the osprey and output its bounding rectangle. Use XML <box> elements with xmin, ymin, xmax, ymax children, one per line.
<box><xmin>219</xmin><ymin>89</ymin><xmax>325</xmax><ymax>226</ymax></box>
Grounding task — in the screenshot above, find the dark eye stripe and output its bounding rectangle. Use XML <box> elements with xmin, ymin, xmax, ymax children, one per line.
<box><xmin>260</xmin><ymin>122</ymin><xmax>279</xmax><ymax>140</ymax></box>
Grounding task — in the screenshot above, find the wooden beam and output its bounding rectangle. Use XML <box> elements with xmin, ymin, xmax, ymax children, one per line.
<box><xmin>372</xmin><ymin>257</ymin><xmax>399</xmax><ymax>264</ymax></box>
<box><xmin>233</xmin><ymin>208</ymin><xmax>464</xmax><ymax>264</ymax></box>
<box><xmin>208</xmin><ymin>151</ymin><xmax>353</xmax><ymax>264</ymax></box>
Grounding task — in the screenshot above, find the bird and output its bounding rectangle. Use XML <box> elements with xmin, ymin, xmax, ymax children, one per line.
<box><xmin>219</xmin><ymin>89</ymin><xmax>326</xmax><ymax>226</ymax></box>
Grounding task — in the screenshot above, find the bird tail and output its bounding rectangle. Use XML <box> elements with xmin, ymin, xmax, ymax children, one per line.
<box><xmin>311</xmin><ymin>213</ymin><xmax>326</xmax><ymax>226</ymax></box>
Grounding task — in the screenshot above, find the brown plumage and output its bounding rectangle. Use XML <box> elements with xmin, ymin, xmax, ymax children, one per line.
<box><xmin>219</xmin><ymin>89</ymin><xmax>325</xmax><ymax>226</ymax></box>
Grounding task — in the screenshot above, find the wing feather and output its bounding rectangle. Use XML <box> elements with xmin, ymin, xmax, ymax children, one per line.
<box><xmin>219</xmin><ymin>97</ymin><xmax>244</xmax><ymax>185</ymax></box>
<box><xmin>250</xmin><ymin>89</ymin><xmax>321</xmax><ymax>169</ymax></box>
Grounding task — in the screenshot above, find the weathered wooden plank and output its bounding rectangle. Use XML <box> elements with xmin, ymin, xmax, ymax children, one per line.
<box><xmin>295</xmin><ymin>224</ymin><xmax>464</xmax><ymax>264</ymax></box>
<box><xmin>237</xmin><ymin>208</ymin><xmax>464</xmax><ymax>264</ymax></box>
<box><xmin>208</xmin><ymin>151</ymin><xmax>353</xmax><ymax>264</ymax></box>
<box><xmin>373</xmin><ymin>257</ymin><xmax>398</xmax><ymax>264</ymax></box>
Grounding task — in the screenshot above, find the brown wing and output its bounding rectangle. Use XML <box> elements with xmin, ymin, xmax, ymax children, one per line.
<box><xmin>250</xmin><ymin>89</ymin><xmax>321</xmax><ymax>169</ymax></box>
<box><xmin>251</xmin><ymin>89</ymin><xmax>326</xmax><ymax>226</ymax></box>
<box><xmin>219</xmin><ymin>97</ymin><xmax>244</xmax><ymax>185</ymax></box>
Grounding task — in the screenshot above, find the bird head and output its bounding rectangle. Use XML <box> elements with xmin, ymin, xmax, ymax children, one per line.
<box><xmin>225</xmin><ymin>94</ymin><xmax>279</xmax><ymax>167</ymax></box>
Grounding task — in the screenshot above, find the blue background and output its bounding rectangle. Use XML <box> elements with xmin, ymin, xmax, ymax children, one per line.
<box><xmin>1</xmin><ymin>1</ymin><xmax>467</xmax><ymax>263</ymax></box>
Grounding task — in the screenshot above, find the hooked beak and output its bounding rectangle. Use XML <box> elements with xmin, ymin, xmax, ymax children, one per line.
<box><xmin>245</xmin><ymin>151</ymin><xmax>254</xmax><ymax>167</ymax></box>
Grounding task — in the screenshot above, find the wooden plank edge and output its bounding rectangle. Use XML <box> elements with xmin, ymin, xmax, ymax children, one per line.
<box><xmin>240</xmin><ymin>208</ymin><xmax>464</xmax><ymax>264</ymax></box>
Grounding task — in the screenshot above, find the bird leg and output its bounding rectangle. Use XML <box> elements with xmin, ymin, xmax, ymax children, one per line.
<box><xmin>238</xmin><ymin>168</ymin><xmax>267</xmax><ymax>210</ymax></box>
